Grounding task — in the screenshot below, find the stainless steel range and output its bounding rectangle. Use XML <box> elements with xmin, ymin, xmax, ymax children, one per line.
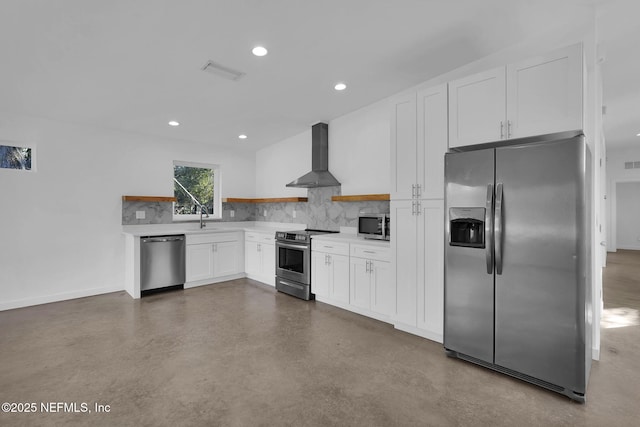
<box><xmin>275</xmin><ymin>229</ymin><xmax>338</xmax><ymax>300</ymax></box>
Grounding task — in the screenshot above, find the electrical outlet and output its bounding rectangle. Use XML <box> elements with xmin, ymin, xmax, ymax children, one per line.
<box><xmin>292</xmin><ymin>210</ymin><xmax>297</xmax><ymax>218</ymax></box>
<box><xmin>135</xmin><ymin>210</ymin><xmax>145</xmax><ymax>220</ymax></box>
<box><xmin>230</xmin><ymin>210</ymin><xmax>235</xmax><ymax>218</ymax></box>
<box><xmin>263</xmin><ymin>209</ymin><xmax>267</xmax><ymax>217</ymax></box>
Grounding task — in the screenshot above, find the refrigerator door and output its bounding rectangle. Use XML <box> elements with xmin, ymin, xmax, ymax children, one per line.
<box><xmin>494</xmin><ymin>137</ymin><xmax>588</xmax><ymax>392</ymax></box>
<box><xmin>444</xmin><ymin>149</ymin><xmax>495</xmax><ymax>363</ymax></box>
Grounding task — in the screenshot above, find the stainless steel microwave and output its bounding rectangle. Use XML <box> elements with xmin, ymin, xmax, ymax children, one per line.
<box><xmin>358</xmin><ymin>214</ymin><xmax>390</xmax><ymax>240</ymax></box>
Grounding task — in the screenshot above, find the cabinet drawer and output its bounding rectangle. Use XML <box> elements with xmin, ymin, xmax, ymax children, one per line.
<box><xmin>245</xmin><ymin>231</ymin><xmax>275</xmax><ymax>243</ymax></box>
<box><xmin>312</xmin><ymin>240</ymin><xmax>349</xmax><ymax>256</ymax></box>
<box><xmin>188</xmin><ymin>232</ymin><xmax>238</xmax><ymax>245</ymax></box>
<box><xmin>351</xmin><ymin>244</ymin><xmax>390</xmax><ymax>262</ymax></box>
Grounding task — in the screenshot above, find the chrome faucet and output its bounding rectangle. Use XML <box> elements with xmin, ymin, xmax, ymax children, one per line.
<box><xmin>199</xmin><ymin>205</ymin><xmax>209</xmax><ymax>229</ymax></box>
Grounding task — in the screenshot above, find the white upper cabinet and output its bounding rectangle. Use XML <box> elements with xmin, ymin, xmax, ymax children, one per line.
<box><xmin>391</xmin><ymin>83</ymin><xmax>448</xmax><ymax>200</ymax></box>
<box><xmin>449</xmin><ymin>43</ymin><xmax>583</xmax><ymax>148</ymax></box>
<box><xmin>506</xmin><ymin>43</ymin><xmax>583</xmax><ymax>138</ymax></box>
<box><xmin>449</xmin><ymin>67</ymin><xmax>506</xmax><ymax>148</ymax></box>
<box><xmin>390</xmin><ymin>92</ymin><xmax>417</xmax><ymax>200</ymax></box>
<box><xmin>417</xmin><ymin>84</ymin><xmax>449</xmax><ymax>200</ymax></box>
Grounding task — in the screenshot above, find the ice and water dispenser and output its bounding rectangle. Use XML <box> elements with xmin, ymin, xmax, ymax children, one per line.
<box><xmin>449</xmin><ymin>208</ymin><xmax>485</xmax><ymax>248</ymax></box>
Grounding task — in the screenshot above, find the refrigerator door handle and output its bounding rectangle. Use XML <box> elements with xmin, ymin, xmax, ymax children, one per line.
<box><xmin>495</xmin><ymin>183</ymin><xmax>504</xmax><ymax>275</ymax></box>
<box><xmin>485</xmin><ymin>184</ymin><xmax>494</xmax><ymax>274</ymax></box>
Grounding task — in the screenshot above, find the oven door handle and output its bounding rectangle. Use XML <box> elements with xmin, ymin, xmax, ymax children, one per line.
<box><xmin>276</xmin><ymin>241</ymin><xmax>310</xmax><ymax>250</ymax></box>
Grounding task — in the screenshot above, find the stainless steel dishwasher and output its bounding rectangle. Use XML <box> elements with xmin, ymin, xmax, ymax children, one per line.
<box><xmin>140</xmin><ymin>235</ymin><xmax>186</xmax><ymax>292</ymax></box>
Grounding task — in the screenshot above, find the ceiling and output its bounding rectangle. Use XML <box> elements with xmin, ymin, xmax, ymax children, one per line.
<box><xmin>0</xmin><ymin>0</ymin><xmax>637</xmax><ymax>152</ymax></box>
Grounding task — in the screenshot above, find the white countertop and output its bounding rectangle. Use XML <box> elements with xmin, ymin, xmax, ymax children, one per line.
<box><xmin>122</xmin><ymin>221</ymin><xmax>305</xmax><ymax>237</ymax></box>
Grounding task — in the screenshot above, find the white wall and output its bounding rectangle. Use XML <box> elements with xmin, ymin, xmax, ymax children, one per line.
<box><xmin>255</xmin><ymin>131</ymin><xmax>310</xmax><ymax>198</ymax></box>
<box><xmin>254</xmin><ymin>99</ymin><xmax>390</xmax><ymax>198</ymax></box>
<box><xmin>329</xmin><ymin>99</ymin><xmax>390</xmax><ymax>195</ymax></box>
<box><xmin>0</xmin><ymin>111</ymin><xmax>255</xmax><ymax>310</ymax></box>
<box><xmin>607</xmin><ymin>146</ymin><xmax>640</xmax><ymax>251</ymax></box>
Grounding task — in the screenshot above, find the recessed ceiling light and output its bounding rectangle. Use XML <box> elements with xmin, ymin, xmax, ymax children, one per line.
<box><xmin>334</xmin><ymin>83</ymin><xmax>347</xmax><ymax>91</ymax></box>
<box><xmin>252</xmin><ymin>46</ymin><xmax>268</xmax><ymax>57</ymax></box>
<box><xmin>637</xmin><ymin>133</ymin><xmax>640</xmax><ymax>137</ymax></box>
<box><xmin>238</xmin><ymin>134</ymin><xmax>247</xmax><ymax>140</ymax></box>
<box><xmin>168</xmin><ymin>121</ymin><xmax>180</xmax><ymax>127</ymax></box>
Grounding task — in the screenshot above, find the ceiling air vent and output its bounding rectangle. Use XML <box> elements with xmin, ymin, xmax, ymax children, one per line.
<box><xmin>624</xmin><ymin>161</ymin><xmax>640</xmax><ymax>169</ymax></box>
<box><xmin>201</xmin><ymin>60</ymin><xmax>245</xmax><ymax>81</ymax></box>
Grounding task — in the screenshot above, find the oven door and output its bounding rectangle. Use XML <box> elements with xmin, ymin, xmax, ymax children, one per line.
<box><xmin>275</xmin><ymin>240</ymin><xmax>310</xmax><ymax>284</ymax></box>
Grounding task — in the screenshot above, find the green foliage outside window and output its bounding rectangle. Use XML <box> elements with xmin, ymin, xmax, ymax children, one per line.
<box><xmin>174</xmin><ymin>165</ymin><xmax>215</xmax><ymax>215</ymax></box>
<box><xmin>0</xmin><ymin>145</ymin><xmax>32</xmax><ymax>170</ymax></box>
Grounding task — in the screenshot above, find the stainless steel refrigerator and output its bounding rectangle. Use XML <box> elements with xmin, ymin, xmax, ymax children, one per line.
<box><xmin>444</xmin><ymin>132</ymin><xmax>592</xmax><ymax>402</ymax></box>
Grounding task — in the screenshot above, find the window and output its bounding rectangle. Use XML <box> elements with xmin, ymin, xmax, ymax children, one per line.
<box><xmin>0</xmin><ymin>144</ymin><xmax>33</xmax><ymax>171</ymax></box>
<box><xmin>173</xmin><ymin>161</ymin><xmax>221</xmax><ymax>220</ymax></box>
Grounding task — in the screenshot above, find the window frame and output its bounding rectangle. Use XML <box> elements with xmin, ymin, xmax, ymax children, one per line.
<box><xmin>172</xmin><ymin>160</ymin><xmax>222</xmax><ymax>221</ymax></box>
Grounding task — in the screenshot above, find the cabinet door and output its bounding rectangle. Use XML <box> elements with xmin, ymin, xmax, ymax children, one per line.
<box><xmin>261</xmin><ymin>243</ymin><xmax>275</xmax><ymax>280</ymax></box>
<box><xmin>244</xmin><ymin>241</ymin><xmax>260</xmax><ymax>276</ymax></box>
<box><xmin>311</xmin><ymin>251</ymin><xmax>330</xmax><ymax>298</ymax></box>
<box><xmin>417</xmin><ymin>84</ymin><xmax>448</xmax><ymax>199</ymax></box>
<box><xmin>390</xmin><ymin>92</ymin><xmax>417</xmax><ymax>200</ymax></box>
<box><xmin>350</xmin><ymin>257</ymin><xmax>371</xmax><ymax>310</ymax></box>
<box><xmin>371</xmin><ymin>260</ymin><xmax>393</xmax><ymax>317</ymax></box>
<box><xmin>330</xmin><ymin>254</ymin><xmax>350</xmax><ymax>304</ymax></box>
<box><xmin>449</xmin><ymin>67</ymin><xmax>506</xmax><ymax>148</ymax></box>
<box><xmin>186</xmin><ymin>243</ymin><xmax>214</xmax><ymax>282</ymax></box>
<box><xmin>417</xmin><ymin>200</ymin><xmax>444</xmax><ymax>342</ymax></box>
<box><xmin>213</xmin><ymin>241</ymin><xmax>238</xmax><ymax>278</ymax></box>
<box><xmin>392</xmin><ymin>200</ymin><xmax>418</xmax><ymax>326</ymax></box>
<box><xmin>507</xmin><ymin>43</ymin><xmax>582</xmax><ymax>139</ymax></box>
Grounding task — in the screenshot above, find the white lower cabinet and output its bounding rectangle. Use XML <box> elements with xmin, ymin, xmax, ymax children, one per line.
<box><xmin>311</xmin><ymin>250</ymin><xmax>349</xmax><ymax>303</ymax></box>
<box><xmin>212</xmin><ymin>240</ymin><xmax>239</xmax><ymax>278</ymax></box>
<box><xmin>392</xmin><ymin>199</ymin><xmax>444</xmax><ymax>343</ymax></box>
<box><xmin>312</xmin><ymin>240</ymin><xmax>350</xmax><ymax>303</ymax></box>
<box><xmin>244</xmin><ymin>231</ymin><xmax>275</xmax><ymax>286</ymax></box>
<box><xmin>350</xmin><ymin>245</ymin><xmax>393</xmax><ymax>319</ymax></box>
<box><xmin>186</xmin><ymin>232</ymin><xmax>243</xmax><ymax>287</ymax></box>
<box><xmin>186</xmin><ymin>243</ymin><xmax>215</xmax><ymax>282</ymax></box>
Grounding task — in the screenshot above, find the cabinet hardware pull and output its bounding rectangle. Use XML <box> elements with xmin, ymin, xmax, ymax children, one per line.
<box><xmin>411</xmin><ymin>184</ymin><xmax>416</xmax><ymax>198</ymax></box>
<box><xmin>500</xmin><ymin>121</ymin><xmax>504</xmax><ymax>139</ymax></box>
<box><xmin>416</xmin><ymin>184</ymin><xmax>421</xmax><ymax>198</ymax></box>
<box><xmin>416</xmin><ymin>201</ymin><xmax>421</xmax><ymax>215</ymax></box>
<box><xmin>507</xmin><ymin>120</ymin><xmax>512</xmax><ymax>138</ymax></box>
<box><xmin>363</xmin><ymin>250</ymin><xmax>375</xmax><ymax>254</ymax></box>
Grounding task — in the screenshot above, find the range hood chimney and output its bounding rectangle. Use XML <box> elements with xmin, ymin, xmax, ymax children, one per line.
<box><xmin>286</xmin><ymin>122</ymin><xmax>341</xmax><ymax>188</ymax></box>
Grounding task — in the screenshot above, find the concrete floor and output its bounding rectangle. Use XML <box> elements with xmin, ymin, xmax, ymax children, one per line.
<box><xmin>1</xmin><ymin>252</ymin><xmax>639</xmax><ymax>426</ymax></box>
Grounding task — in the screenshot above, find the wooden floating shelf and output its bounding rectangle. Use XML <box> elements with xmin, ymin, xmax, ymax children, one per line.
<box><xmin>122</xmin><ymin>195</ymin><xmax>177</xmax><ymax>203</ymax></box>
<box><xmin>222</xmin><ymin>197</ymin><xmax>308</xmax><ymax>203</ymax></box>
<box><xmin>331</xmin><ymin>194</ymin><xmax>390</xmax><ymax>202</ymax></box>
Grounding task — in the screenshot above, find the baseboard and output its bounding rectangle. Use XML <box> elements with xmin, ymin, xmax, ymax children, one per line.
<box><xmin>616</xmin><ymin>245</ymin><xmax>640</xmax><ymax>251</ymax></box>
<box><xmin>184</xmin><ymin>273</ymin><xmax>246</xmax><ymax>289</ymax></box>
<box><xmin>245</xmin><ymin>274</ymin><xmax>275</xmax><ymax>287</ymax></box>
<box><xmin>0</xmin><ymin>285</ymin><xmax>124</xmax><ymax>311</ymax></box>
<box><xmin>394</xmin><ymin>322</ymin><xmax>444</xmax><ymax>344</ymax></box>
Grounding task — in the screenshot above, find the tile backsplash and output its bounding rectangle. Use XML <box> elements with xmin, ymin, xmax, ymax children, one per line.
<box><xmin>122</xmin><ymin>186</ymin><xmax>389</xmax><ymax>229</ymax></box>
<box><xmin>254</xmin><ymin>187</ymin><xmax>389</xmax><ymax>231</ymax></box>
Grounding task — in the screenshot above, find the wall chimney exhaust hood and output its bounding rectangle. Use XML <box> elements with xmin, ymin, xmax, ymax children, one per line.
<box><xmin>286</xmin><ymin>122</ymin><xmax>341</xmax><ymax>188</ymax></box>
